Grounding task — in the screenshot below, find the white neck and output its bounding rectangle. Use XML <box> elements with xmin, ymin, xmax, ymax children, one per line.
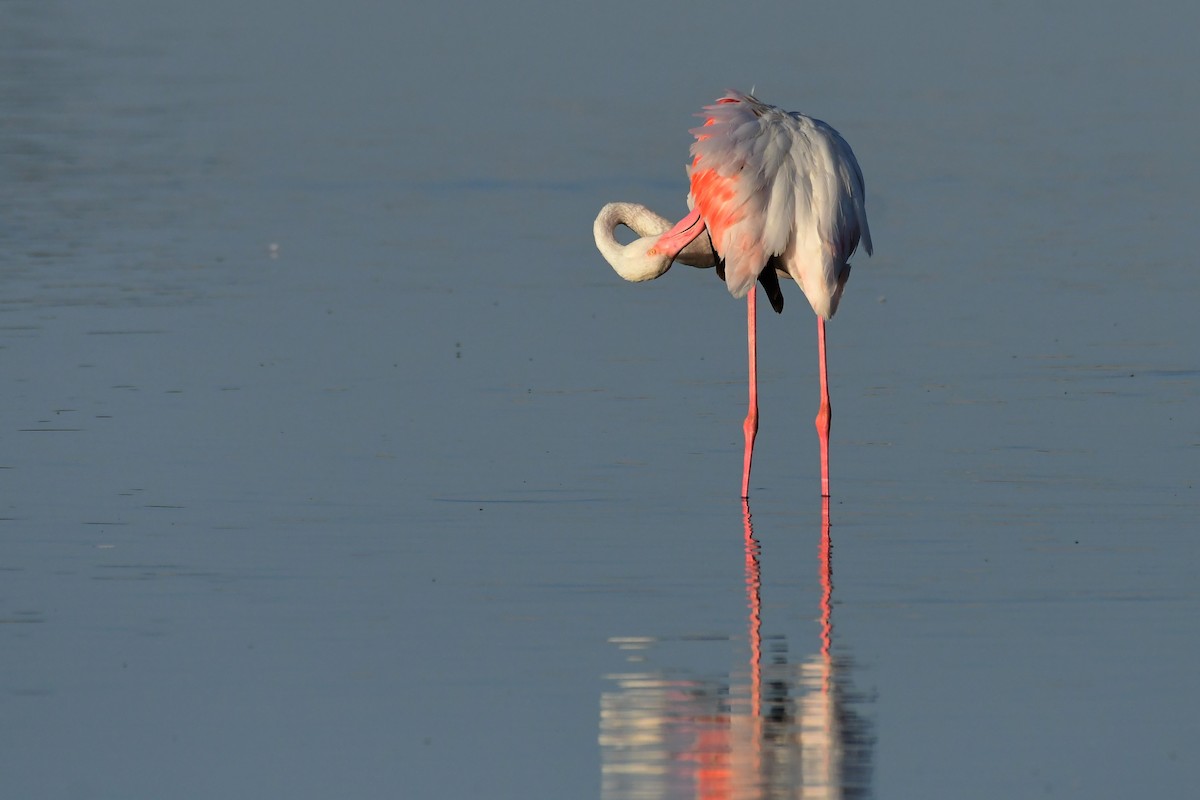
<box><xmin>593</xmin><ymin>202</ymin><xmax>716</xmax><ymax>282</ymax></box>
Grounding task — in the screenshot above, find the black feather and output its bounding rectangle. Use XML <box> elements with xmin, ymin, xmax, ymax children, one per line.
<box><xmin>715</xmin><ymin>257</ymin><xmax>785</xmax><ymax>314</ymax></box>
<box><xmin>759</xmin><ymin>257</ymin><xmax>785</xmax><ymax>314</ymax></box>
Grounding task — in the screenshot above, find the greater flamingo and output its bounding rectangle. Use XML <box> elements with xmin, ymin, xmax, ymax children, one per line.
<box><xmin>593</xmin><ymin>91</ymin><xmax>872</xmax><ymax>498</ymax></box>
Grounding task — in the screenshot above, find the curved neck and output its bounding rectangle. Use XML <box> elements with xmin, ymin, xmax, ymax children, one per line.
<box><xmin>600</xmin><ymin>202</ymin><xmax>673</xmax><ymax>239</ymax></box>
<box><xmin>593</xmin><ymin>202</ymin><xmax>716</xmax><ymax>284</ymax></box>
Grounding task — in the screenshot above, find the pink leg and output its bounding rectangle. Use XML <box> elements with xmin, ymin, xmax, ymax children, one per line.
<box><xmin>815</xmin><ymin>317</ymin><xmax>831</xmax><ymax>497</ymax></box>
<box><xmin>742</xmin><ymin>288</ymin><xmax>758</xmax><ymax>498</ymax></box>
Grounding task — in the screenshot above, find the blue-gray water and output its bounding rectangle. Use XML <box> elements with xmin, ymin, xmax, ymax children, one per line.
<box><xmin>3</xmin><ymin>1</ymin><xmax>1198</xmax><ymax>797</ymax></box>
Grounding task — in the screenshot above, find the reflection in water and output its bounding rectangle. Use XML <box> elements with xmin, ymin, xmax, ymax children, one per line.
<box><xmin>600</xmin><ymin>499</ymin><xmax>874</xmax><ymax>798</ymax></box>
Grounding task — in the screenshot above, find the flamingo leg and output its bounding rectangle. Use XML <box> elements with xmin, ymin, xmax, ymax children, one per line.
<box><xmin>815</xmin><ymin>317</ymin><xmax>831</xmax><ymax>497</ymax></box>
<box><xmin>741</xmin><ymin>287</ymin><xmax>758</xmax><ymax>498</ymax></box>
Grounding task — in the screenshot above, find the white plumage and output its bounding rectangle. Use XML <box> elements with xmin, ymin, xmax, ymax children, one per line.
<box><xmin>687</xmin><ymin>91</ymin><xmax>872</xmax><ymax>319</ymax></box>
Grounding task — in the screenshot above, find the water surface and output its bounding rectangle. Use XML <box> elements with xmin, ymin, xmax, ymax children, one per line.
<box><xmin>2</xmin><ymin>1</ymin><xmax>1198</xmax><ymax>798</ymax></box>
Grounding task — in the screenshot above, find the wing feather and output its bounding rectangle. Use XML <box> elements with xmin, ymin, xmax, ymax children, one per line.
<box><xmin>686</xmin><ymin>91</ymin><xmax>871</xmax><ymax>318</ymax></box>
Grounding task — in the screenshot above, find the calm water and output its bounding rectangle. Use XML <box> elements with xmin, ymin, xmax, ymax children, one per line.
<box><xmin>3</xmin><ymin>1</ymin><xmax>1198</xmax><ymax>798</ymax></box>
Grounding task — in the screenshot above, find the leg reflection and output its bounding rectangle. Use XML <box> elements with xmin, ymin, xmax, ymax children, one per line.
<box><xmin>600</xmin><ymin>498</ymin><xmax>874</xmax><ymax>799</ymax></box>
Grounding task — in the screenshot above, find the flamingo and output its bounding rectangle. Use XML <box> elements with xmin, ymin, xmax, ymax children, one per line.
<box><xmin>593</xmin><ymin>90</ymin><xmax>872</xmax><ymax>498</ymax></box>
